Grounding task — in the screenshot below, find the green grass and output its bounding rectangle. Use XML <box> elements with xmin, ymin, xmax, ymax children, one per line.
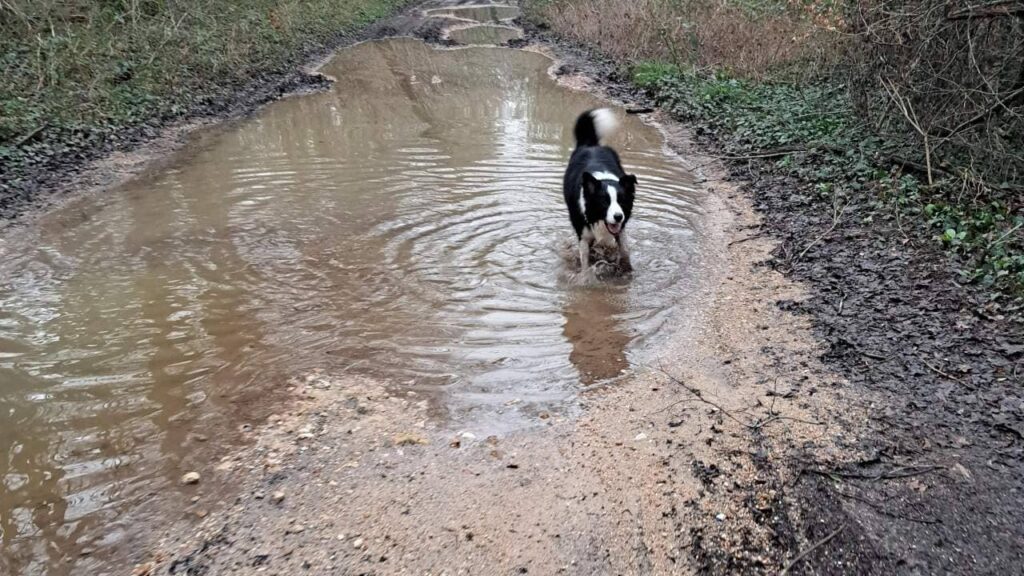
<box><xmin>0</xmin><ymin>0</ymin><xmax>409</xmax><ymax>148</ymax></box>
<box><xmin>632</xmin><ymin>61</ymin><xmax>1024</xmax><ymax>297</ymax></box>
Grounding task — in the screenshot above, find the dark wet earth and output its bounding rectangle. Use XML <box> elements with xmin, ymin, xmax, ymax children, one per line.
<box><xmin>0</xmin><ymin>9</ymin><xmax>709</xmax><ymax>574</ymax></box>
<box><xmin>748</xmin><ymin>165</ymin><xmax>1024</xmax><ymax>575</ymax></box>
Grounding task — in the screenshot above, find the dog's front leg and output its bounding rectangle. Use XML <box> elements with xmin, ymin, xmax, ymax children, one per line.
<box><xmin>578</xmin><ymin>227</ymin><xmax>595</xmax><ymax>272</ymax></box>
<box><xmin>617</xmin><ymin>231</ymin><xmax>633</xmax><ymax>271</ymax></box>
<box><xmin>578</xmin><ymin>237</ymin><xmax>591</xmax><ymax>271</ymax></box>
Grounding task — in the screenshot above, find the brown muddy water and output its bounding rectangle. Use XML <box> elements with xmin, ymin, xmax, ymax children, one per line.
<box><xmin>426</xmin><ymin>5</ymin><xmax>519</xmax><ymax>22</ymax></box>
<box><xmin>448</xmin><ymin>24</ymin><xmax>522</xmax><ymax>45</ymax></box>
<box><xmin>0</xmin><ymin>37</ymin><xmax>702</xmax><ymax>574</ymax></box>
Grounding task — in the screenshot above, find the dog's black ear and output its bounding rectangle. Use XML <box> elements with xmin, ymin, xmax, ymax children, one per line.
<box><xmin>581</xmin><ymin>172</ymin><xmax>601</xmax><ymax>196</ymax></box>
<box><xmin>620</xmin><ymin>174</ymin><xmax>637</xmax><ymax>192</ymax></box>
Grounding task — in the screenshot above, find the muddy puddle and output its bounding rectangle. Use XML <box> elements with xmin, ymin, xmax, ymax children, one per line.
<box><xmin>426</xmin><ymin>5</ymin><xmax>519</xmax><ymax>22</ymax></box>
<box><xmin>448</xmin><ymin>24</ymin><xmax>522</xmax><ymax>45</ymax></box>
<box><xmin>0</xmin><ymin>36</ymin><xmax>703</xmax><ymax>574</ymax></box>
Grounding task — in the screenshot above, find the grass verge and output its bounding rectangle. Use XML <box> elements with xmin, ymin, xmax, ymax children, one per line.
<box><xmin>630</xmin><ymin>63</ymin><xmax>1023</xmax><ymax>299</ymax></box>
<box><xmin>0</xmin><ymin>0</ymin><xmax>411</xmax><ymax>205</ymax></box>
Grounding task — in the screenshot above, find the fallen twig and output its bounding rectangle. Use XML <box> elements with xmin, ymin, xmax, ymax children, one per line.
<box><xmin>834</xmin><ymin>489</ymin><xmax>941</xmax><ymax>525</ymax></box>
<box><xmin>779</xmin><ymin>524</ymin><xmax>845</xmax><ymax>576</ymax></box>
<box><xmin>806</xmin><ymin>464</ymin><xmax>945</xmax><ymax>482</ymax></box>
<box><xmin>653</xmin><ymin>365</ymin><xmax>751</xmax><ymax>428</ymax></box>
<box><xmin>728</xmin><ymin>232</ymin><xmax>765</xmax><ymax>247</ymax></box>
<box><xmin>14</xmin><ymin>122</ymin><xmax>47</xmax><ymax>147</ymax></box>
<box><xmin>647</xmin><ymin>397</ymin><xmax>700</xmax><ymax>416</ymax></box>
<box><xmin>860</xmin><ymin>349</ymin><xmax>890</xmax><ymax>361</ymax></box>
<box><xmin>797</xmin><ymin>195</ymin><xmax>846</xmax><ymax>261</ymax></box>
<box><xmin>751</xmin><ymin>414</ymin><xmax>824</xmax><ymax>430</ymax></box>
<box><xmin>922</xmin><ymin>360</ymin><xmax>966</xmax><ymax>384</ymax></box>
<box><xmin>652</xmin><ymin>366</ymin><xmax>822</xmax><ymax>430</ymax></box>
<box><xmin>947</xmin><ymin>0</ymin><xmax>1024</xmax><ymax>20</ymax></box>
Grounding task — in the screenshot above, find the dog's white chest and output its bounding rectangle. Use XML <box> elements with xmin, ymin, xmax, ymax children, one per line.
<box><xmin>584</xmin><ymin>223</ymin><xmax>619</xmax><ymax>248</ymax></box>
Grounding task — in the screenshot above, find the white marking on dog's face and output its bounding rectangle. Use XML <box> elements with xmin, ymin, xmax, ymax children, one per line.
<box><xmin>591</xmin><ymin>171</ymin><xmax>619</xmax><ymax>182</ymax></box>
<box><xmin>605</xmin><ymin>183</ymin><xmax>625</xmax><ymax>234</ymax></box>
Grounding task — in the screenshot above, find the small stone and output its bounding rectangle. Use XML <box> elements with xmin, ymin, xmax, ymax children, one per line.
<box><xmin>191</xmin><ymin>496</ymin><xmax>200</xmax><ymax>503</ymax></box>
<box><xmin>352</xmin><ymin>538</ymin><xmax>365</xmax><ymax>549</ymax></box>
<box><xmin>953</xmin><ymin>462</ymin><xmax>972</xmax><ymax>480</ymax></box>
<box><xmin>538</xmin><ymin>411</ymin><xmax>551</xmax><ymax>419</ymax></box>
<box><xmin>271</xmin><ymin>491</ymin><xmax>286</xmax><ymax>504</ymax></box>
<box><xmin>715</xmin><ymin>513</ymin><xmax>726</xmax><ymax>522</ymax></box>
<box><xmin>394</xmin><ymin>433</ymin><xmax>428</xmax><ymax>446</ymax></box>
<box><xmin>634</xmin><ymin>433</ymin><xmax>648</xmax><ymax>441</ymax></box>
<box><xmin>287</xmin><ymin>524</ymin><xmax>305</xmax><ymax>534</ymax></box>
<box><xmin>180</xmin><ymin>472</ymin><xmax>201</xmax><ymax>485</ymax></box>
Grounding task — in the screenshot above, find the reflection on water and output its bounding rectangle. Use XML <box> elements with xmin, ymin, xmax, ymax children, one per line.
<box><xmin>0</xmin><ymin>38</ymin><xmax>701</xmax><ymax>573</ymax></box>
<box><xmin>562</xmin><ymin>287</ymin><xmax>631</xmax><ymax>385</ymax></box>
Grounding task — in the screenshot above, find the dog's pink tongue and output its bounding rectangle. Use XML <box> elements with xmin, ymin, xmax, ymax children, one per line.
<box><xmin>607</xmin><ymin>222</ymin><xmax>622</xmax><ymax>235</ymax></box>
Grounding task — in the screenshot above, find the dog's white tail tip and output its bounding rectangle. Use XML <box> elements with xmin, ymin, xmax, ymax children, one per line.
<box><xmin>591</xmin><ymin>108</ymin><xmax>618</xmax><ymax>141</ymax></box>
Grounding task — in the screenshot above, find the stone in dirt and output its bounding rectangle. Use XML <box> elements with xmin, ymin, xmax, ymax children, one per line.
<box><xmin>271</xmin><ymin>491</ymin><xmax>286</xmax><ymax>504</ymax></box>
<box><xmin>180</xmin><ymin>472</ymin><xmax>201</xmax><ymax>485</ymax></box>
<box><xmin>394</xmin><ymin>433</ymin><xmax>428</xmax><ymax>446</ymax></box>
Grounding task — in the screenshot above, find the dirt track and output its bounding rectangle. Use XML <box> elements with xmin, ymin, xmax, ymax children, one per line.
<box><xmin>135</xmin><ymin>4</ymin><xmax>858</xmax><ymax>574</ymax></box>
<box><xmin>4</xmin><ymin>2</ymin><xmax>1023</xmax><ymax>575</ymax></box>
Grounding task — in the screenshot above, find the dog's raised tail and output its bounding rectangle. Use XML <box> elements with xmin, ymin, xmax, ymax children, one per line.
<box><xmin>573</xmin><ymin>108</ymin><xmax>618</xmax><ymax>147</ymax></box>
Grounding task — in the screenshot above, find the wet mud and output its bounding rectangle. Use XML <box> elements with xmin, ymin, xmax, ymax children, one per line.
<box><xmin>745</xmin><ymin>169</ymin><xmax>1024</xmax><ymax>574</ymax></box>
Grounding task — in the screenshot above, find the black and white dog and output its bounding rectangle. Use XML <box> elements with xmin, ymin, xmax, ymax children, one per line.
<box><xmin>563</xmin><ymin>108</ymin><xmax>637</xmax><ymax>273</ymax></box>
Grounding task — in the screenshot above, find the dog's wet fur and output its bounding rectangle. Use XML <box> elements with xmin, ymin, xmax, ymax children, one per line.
<box><xmin>563</xmin><ymin>109</ymin><xmax>637</xmax><ymax>275</ymax></box>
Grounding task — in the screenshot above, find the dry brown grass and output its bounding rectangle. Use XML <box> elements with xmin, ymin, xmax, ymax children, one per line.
<box><xmin>530</xmin><ymin>0</ymin><xmax>841</xmax><ymax>80</ymax></box>
<box><xmin>846</xmin><ymin>0</ymin><xmax>1024</xmax><ymax>188</ymax></box>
